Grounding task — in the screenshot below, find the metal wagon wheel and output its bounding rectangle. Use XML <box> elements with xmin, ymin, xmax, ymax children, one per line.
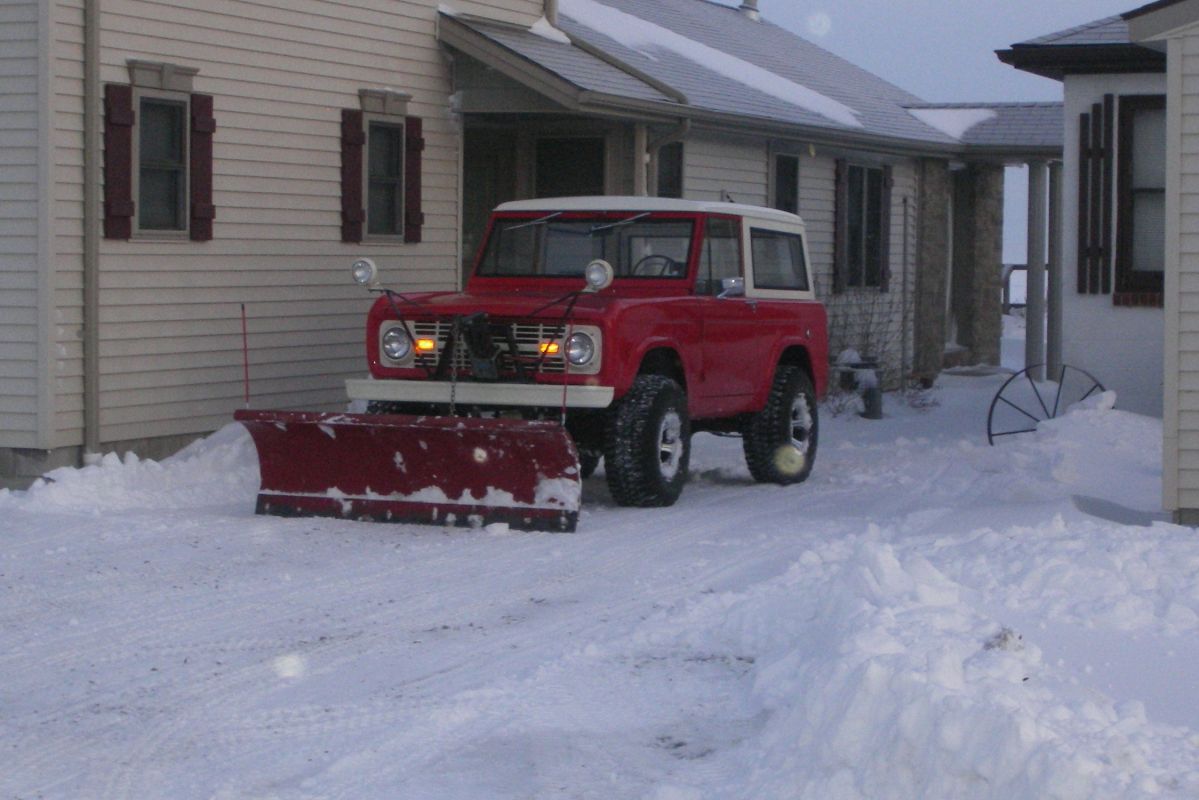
<box><xmin>987</xmin><ymin>364</ymin><xmax>1106</xmax><ymax>445</ymax></box>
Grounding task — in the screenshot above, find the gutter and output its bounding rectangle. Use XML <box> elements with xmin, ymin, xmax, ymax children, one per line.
<box><xmin>83</xmin><ymin>0</ymin><xmax>101</xmax><ymax>461</ymax></box>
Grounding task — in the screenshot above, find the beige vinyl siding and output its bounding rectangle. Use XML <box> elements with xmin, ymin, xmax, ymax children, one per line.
<box><xmin>684</xmin><ymin>136</ymin><xmax>918</xmax><ymax>381</ymax></box>
<box><xmin>800</xmin><ymin>153</ymin><xmax>918</xmax><ymax>382</ymax></box>
<box><xmin>454</xmin><ymin>0</ymin><xmax>543</xmax><ymax>26</ymax></box>
<box><xmin>0</xmin><ymin>0</ymin><xmax>41</xmax><ymax>448</ymax></box>
<box><xmin>683</xmin><ymin>132</ymin><xmax>769</xmax><ymax>207</ymax></box>
<box><xmin>52</xmin><ymin>0</ymin><xmax>472</xmax><ymax>448</ymax></box>
<box><xmin>1171</xmin><ymin>32</ymin><xmax>1199</xmax><ymax>509</ymax></box>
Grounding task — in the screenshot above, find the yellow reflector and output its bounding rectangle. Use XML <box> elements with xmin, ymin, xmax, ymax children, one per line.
<box><xmin>539</xmin><ymin>342</ymin><xmax>560</xmax><ymax>355</ymax></box>
<box><xmin>415</xmin><ymin>338</ymin><xmax>436</xmax><ymax>352</ymax></box>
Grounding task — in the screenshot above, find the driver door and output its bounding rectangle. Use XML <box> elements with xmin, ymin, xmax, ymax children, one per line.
<box><xmin>697</xmin><ymin>216</ymin><xmax>760</xmax><ymax>402</ymax></box>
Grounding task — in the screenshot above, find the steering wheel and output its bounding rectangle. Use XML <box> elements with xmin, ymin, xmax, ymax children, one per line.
<box><xmin>630</xmin><ymin>254</ymin><xmax>682</xmax><ymax>277</ymax></box>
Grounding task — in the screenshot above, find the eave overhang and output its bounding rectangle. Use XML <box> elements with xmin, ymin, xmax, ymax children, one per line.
<box><xmin>996</xmin><ymin>43</ymin><xmax>1165</xmax><ymax>80</ymax></box>
<box><xmin>441</xmin><ymin>14</ymin><xmax>1060</xmax><ymax>162</ymax></box>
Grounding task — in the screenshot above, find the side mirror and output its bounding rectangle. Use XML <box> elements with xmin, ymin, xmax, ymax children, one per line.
<box><xmin>717</xmin><ymin>277</ymin><xmax>745</xmax><ymax>299</ymax></box>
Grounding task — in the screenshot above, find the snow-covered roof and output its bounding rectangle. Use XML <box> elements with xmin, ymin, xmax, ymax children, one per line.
<box><xmin>442</xmin><ymin>0</ymin><xmax>1065</xmax><ymax>155</ymax></box>
<box><xmin>904</xmin><ymin>103</ymin><xmax>1064</xmax><ymax>152</ymax></box>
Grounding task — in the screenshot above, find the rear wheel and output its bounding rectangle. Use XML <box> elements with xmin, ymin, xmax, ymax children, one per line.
<box><xmin>604</xmin><ymin>375</ymin><xmax>691</xmax><ymax>507</ymax></box>
<box><xmin>743</xmin><ymin>366</ymin><xmax>817</xmax><ymax>485</ymax></box>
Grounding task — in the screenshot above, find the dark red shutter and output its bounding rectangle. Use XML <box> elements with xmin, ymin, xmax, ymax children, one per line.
<box><xmin>341</xmin><ymin>109</ymin><xmax>365</xmax><ymax>243</ymax></box>
<box><xmin>103</xmin><ymin>83</ymin><xmax>135</xmax><ymax>240</ymax></box>
<box><xmin>404</xmin><ymin>116</ymin><xmax>425</xmax><ymax>244</ymax></box>
<box><xmin>879</xmin><ymin>165</ymin><xmax>893</xmax><ymax>293</ymax></box>
<box><xmin>189</xmin><ymin>93</ymin><xmax>216</xmax><ymax>241</ymax></box>
<box><xmin>1077</xmin><ymin>111</ymin><xmax>1091</xmax><ymax>293</ymax></box>
<box><xmin>833</xmin><ymin>158</ymin><xmax>848</xmax><ymax>294</ymax></box>
<box><xmin>1100</xmin><ymin>94</ymin><xmax>1115</xmax><ymax>295</ymax></box>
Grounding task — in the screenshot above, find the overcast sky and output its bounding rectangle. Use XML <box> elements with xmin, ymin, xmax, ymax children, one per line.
<box><xmin>746</xmin><ymin>0</ymin><xmax>1139</xmax><ymax>102</ymax></box>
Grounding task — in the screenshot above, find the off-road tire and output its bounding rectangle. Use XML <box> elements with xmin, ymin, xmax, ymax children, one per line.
<box><xmin>743</xmin><ymin>366</ymin><xmax>818</xmax><ymax>485</ymax></box>
<box><xmin>604</xmin><ymin>375</ymin><xmax>691</xmax><ymax>507</ymax></box>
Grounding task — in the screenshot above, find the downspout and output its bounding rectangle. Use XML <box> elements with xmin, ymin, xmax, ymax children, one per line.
<box><xmin>545</xmin><ymin>0</ymin><xmax>558</xmax><ymax>25</ymax></box>
<box><xmin>83</xmin><ymin>0</ymin><xmax>101</xmax><ymax>462</ymax></box>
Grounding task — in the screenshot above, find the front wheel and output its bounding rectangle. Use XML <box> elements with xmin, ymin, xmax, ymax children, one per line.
<box><xmin>604</xmin><ymin>375</ymin><xmax>691</xmax><ymax>507</ymax></box>
<box><xmin>743</xmin><ymin>366</ymin><xmax>818</xmax><ymax>485</ymax></box>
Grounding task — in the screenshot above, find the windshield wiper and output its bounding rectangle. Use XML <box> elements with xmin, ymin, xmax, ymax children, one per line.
<box><xmin>589</xmin><ymin>212</ymin><xmax>651</xmax><ymax>235</ymax></box>
<box><xmin>506</xmin><ymin>211</ymin><xmax>563</xmax><ymax>232</ymax></box>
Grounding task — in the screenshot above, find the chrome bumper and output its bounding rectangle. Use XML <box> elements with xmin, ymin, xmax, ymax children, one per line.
<box><xmin>346</xmin><ymin>378</ymin><xmax>615</xmax><ymax>409</ymax></box>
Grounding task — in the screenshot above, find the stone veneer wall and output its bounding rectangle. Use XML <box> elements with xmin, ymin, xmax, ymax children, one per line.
<box><xmin>951</xmin><ymin>164</ymin><xmax>1005</xmax><ymax>367</ymax></box>
<box><xmin>914</xmin><ymin>159</ymin><xmax>952</xmax><ymax>384</ymax></box>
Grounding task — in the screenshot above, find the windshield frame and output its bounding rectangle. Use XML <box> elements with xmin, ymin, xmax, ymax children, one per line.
<box><xmin>471</xmin><ymin>211</ymin><xmax>703</xmax><ymax>283</ymax></box>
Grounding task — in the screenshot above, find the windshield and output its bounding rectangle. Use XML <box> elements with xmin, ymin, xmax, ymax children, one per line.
<box><xmin>477</xmin><ymin>215</ymin><xmax>695</xmax><ymax>279</ymax></box>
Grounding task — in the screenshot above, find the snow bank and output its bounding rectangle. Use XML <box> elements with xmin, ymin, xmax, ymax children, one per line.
<box><xmin>0</xmin><ymin>423</ymin><xmax>259</xmax><ymax>514</ymax></box>
<box><xmin>4</xmin><ymin>376</ymin><xmax>1198</xmax><ymax>799</ymax></box>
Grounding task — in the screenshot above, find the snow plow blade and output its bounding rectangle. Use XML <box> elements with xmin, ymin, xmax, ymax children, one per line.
<box><xmin>235</xmin><ymin>410</ymin><xmax>581</xmax><ymax>532</ymax></box>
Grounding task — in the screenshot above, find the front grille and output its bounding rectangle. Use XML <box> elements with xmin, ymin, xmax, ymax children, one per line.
<box><xmin>411</xmin><ymin>320</ymin><xmax>568</xmax><ymax>375</ymax></box>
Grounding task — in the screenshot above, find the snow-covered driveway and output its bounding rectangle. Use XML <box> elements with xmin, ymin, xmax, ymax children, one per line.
<box><xmin>3</xmin><ymin>374</ymin><xmax>1197</xmax><ymax>799</ymax></box>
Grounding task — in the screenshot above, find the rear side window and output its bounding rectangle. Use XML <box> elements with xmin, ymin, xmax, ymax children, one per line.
<box><xmin>750</xmin><ymin>228</ymin><xmax>808</xmax><ymax>291</ymax></box>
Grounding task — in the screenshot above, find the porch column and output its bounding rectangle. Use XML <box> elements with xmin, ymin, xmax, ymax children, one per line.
<box><xmin>1047</xmin><ymin>161</ymin><xmax>1063</xmax><ymax>379</ymax></box>
<box><xmin>1025</xmin><ymin>160</ymin><xmax>1048</xmax><ymax>381</ymax></box>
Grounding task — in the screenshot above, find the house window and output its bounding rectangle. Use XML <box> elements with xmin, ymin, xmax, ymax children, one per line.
<box><xmin>656</xmin><ymin>142</ymin><xmax>683</xmax><ymax>198</ymax></box>
<box><xmin>367</xmin><ymin>121</ymin><xmax>405</xmax><ymax>237</ymax></box>
<box><xmin>773</xmin><ymin>154</ymin><xmax>799</xmax><ymax>215</ymax></box>
<box><xmin>834</xmin><ymin>160</ymin><xmax>891</xmax><ymax>292</ymax></box>
<box><xmin>103</xmin><ymin>61</ymin><xmax>215</xmax><ymax>241</ymax></box>
<box><xmin>1116</xmin><ymin>95</ymin><xmax>1165</xmax><ymax>301</ymax></box>
<box><xmin>340</xmin><ymin>89</ymin><xmax>423</xmax><ymax>244</ymax></box>
<box><xmin>137</xmin><ymin>96</ymin><xmax>188</xmax><ymax>232</ymax></box>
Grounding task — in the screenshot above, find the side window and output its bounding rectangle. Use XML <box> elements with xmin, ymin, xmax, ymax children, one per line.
<box><xmin>698</xmin><ymin>217</ymin><xmax>741</xmax><ymax>295</ymax></box>
<box><xmin>103</xmin><ymin>61</ymin><xmax>215</xmax><ymax>241</ymax></box>
<box><xmin>750</xmin><ymin>228</ymin><xmax>808</xmax><ymax>291</ymax></box>
<box><xmin>367</xmin><ymin>121</ymin><xmax>405</xmax><ymax>237</ymax></box>
<box><xmin>773</xmin><ymin>154</ymin><xmax>799</xmax><ymax>215</ymax></box>
<box><xmin>341</xmin><ymin>89</ymin><xmax>424</xmax><ymax>244</ymax></box>
<box><xmin>137</xmin><ymin>96</ymin><xmax>188</xmax><ymax>232</ymax></box>
<box><xmin>1116</xmin><ymin>94</ymin><xmax>1166</xmax><ymax>300</ymax></box>
<box><xmin>656</xmin><ymin>142</ymin><xmax>683</xmax><ymax>198</ymax></box>
<box><xmin>833</xmin><ymin>160</ymin><xmax>892</xmax><ymax>292</ymax></box>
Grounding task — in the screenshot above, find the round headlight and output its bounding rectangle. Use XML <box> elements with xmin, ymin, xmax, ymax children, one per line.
<box><xmin>565</xmin><ymin>332</ymin><xmax>595</xmax><ymax>366</ymax></box>
<box><xmin>351</xmin><ymin>258</ymin><xmax>378</xmax><ymax>287</ymax></box>
<box><xmin>584</xmin><ymin>259</ymin><xmax>615</xmax><ymax>292</ymax></box>
<box><xmin>381</xmin><ymin>326</ymin><xmax>412</xmax><ymax>361</ymax></box>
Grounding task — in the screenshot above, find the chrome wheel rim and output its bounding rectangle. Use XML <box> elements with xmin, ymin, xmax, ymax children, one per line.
<box><xmin>790</xmin><ymin>395</ymin><xmax>813</xmax><ymax>455</ymax></box>
<box><xmin>657</xmin><ymin>410</ymin><xmax>684</xmax><ymax>480</ymax></box>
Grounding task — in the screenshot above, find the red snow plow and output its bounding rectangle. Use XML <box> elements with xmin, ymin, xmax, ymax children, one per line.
<box><xmin>235</xmin><ymin>410</ymin><xmax>581</xmax><ymax>532</ymax></box>
<box><xmin>238</xmin><ymin>198</ymin><xmax>828</xmax><ymax>534</ymax></box>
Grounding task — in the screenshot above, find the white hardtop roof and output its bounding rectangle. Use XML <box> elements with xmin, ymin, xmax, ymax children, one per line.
<box><xmin>494</xmin><ymin>196</ymin><xmax>805</xmax><ymax>227</ymax></box>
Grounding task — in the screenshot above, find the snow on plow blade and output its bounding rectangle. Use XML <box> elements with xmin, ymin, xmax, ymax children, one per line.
<box><xmin>234</xmin><ymin>410</ymin><xmax>581</xmax><ymax>532</ymax></box>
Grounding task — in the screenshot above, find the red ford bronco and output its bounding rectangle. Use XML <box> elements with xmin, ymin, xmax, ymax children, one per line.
<box><xmin>348</xmin><ymin>197</ymin><xmax>829</xmax><ymax>508</ymax></box>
